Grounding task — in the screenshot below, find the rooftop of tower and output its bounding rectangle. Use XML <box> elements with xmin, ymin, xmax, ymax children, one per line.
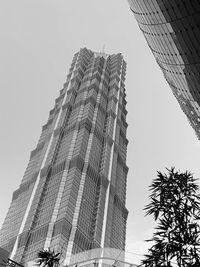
<box><xmin>81</xmin><ymin>47</ymin><xmax>122</xmax><ymax>59</ymax></box>
<box><xmin>93</xmin><ymin>51</ymin><xmax>109</xmax><ymax>58</ymax></box>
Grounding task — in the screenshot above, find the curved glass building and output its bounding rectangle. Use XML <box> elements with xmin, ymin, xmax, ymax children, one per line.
<box><xmin>128</xmin><ymin>0</ymin><xmax>200</xmax><ymax>139</ymax></box>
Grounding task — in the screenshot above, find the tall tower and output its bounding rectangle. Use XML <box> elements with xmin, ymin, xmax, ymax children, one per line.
<box><xmin>128</xmin><ymin>0</ymin><xmax>200</xmax><ymax>139</ymax></box>
<box><xmin>0</xmin><ymin>48</ymin><xmax>128</xmax><ymax>264</ymax></box>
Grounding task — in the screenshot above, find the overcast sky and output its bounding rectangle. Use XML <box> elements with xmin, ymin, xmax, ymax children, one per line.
<box><xmin>1</xmin><ymin>0</ymin><xmax>200</xmax><ymax>264</ymax></box>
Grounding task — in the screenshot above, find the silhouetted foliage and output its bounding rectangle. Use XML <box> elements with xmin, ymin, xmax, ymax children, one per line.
<box><xmin>37</xmin><ymin>248</ymin><xmax>60</xmax><ymax>267</ymax></box>
<box><xmin>142</xmin><ymin>168</ymin><xmax>200</xmax><ymax>267</ymax></box>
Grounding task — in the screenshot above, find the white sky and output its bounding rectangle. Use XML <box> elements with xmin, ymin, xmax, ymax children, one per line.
<box><xmin>0</xmin><ymin>0</ymin><xmax>200</xmax><ymax>265</ymax></box>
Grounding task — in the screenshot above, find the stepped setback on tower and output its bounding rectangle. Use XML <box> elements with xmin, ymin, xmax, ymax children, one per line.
<box><xmin>128</xmin><ymin>0</ymin><xmax>200</xmax><ymax>139</ymax></box>
<box><xmin>0</xmin><ymin>48</ymin><xmax>128</xmax><ymax>265</ymax></box>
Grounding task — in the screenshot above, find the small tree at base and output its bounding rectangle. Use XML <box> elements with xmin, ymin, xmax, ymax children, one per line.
<box><xmin>142</xmin><ymin>168</ymin><xmax>200</xmax><ymax>267</ymax></box>
<box><xmin>37</xmin><ymin>248</ymin><xmax>60</xmax><ymax>267</ymax></box>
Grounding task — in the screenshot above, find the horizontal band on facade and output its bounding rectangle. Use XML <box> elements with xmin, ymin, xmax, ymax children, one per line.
<box><xmin>39</xmin><ymin>157</ymin><xmax>109</xmax><ymax>191</ymax></box>
<box><xmin>53</xmin><ymin>113</ymin><xmax>114</xmax><ymax>147</ymax></box>
<box><xmin>18</xmin><ymin>224</ymin><xmax>48</xmax><ymax>248</ymax></box>
<box><xmin>18</xmin><ymin>218</ymin><xmax>72</xmax><ymax>248</ymax></box>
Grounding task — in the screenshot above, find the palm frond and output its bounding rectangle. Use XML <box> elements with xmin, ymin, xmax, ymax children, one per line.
<box><xmin>142</xmin><ymin>168</ymin><xmax>200</xmax><ymax>266</ymax></box>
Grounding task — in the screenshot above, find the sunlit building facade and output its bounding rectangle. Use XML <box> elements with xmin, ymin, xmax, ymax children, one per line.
<box><xmin>0</xmin><ymin>48</ymin><xmax>128</xmax><ymax>265</ymax></box>
<box><xmin>128</xmin><ymin>0</ymin><xmax>200</xmax><ymax>139</ymax></box>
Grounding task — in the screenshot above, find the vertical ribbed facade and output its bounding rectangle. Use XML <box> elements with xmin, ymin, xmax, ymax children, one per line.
<box><xmin>0</xmin><ymin>48</ymin><xmax>128</xmax><ymax>264</ymax></box>
<box><xmin>128</xmin><ymin>0</ymin><xmax>200</xmax><ymax>139</ymax></box>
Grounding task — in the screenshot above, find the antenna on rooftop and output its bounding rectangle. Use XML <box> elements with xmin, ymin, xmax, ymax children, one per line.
<box><xmin>102</xmin><ymin>44</ymin><xmax>105</xmax><ymax>54</ymax></box>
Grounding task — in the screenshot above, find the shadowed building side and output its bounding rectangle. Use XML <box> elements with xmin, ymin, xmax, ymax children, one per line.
<box><xmin>0</xmin><ymin>247</ymin><xmax>9</xmax><ymax>267</ymax></box>
<box><xmin>128</xmin><ymin>0</ymin><xmax>200</xmax><ymax>139</ymax></box>
<box><xmin>0</xmin><ymin>48</ymin><xmax>128</xmax><ymax>265</ymax></box>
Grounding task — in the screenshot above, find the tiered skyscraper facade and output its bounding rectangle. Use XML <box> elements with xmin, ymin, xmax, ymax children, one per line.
<box><xmin>0</xmin><ymin>48</ymin><xmax>128</xmax><ymax>265</ymax></box>
<box><xmin>128</xmin><ymin>0</ymin><xmax>200</xmax><ymax>139</ymax></box>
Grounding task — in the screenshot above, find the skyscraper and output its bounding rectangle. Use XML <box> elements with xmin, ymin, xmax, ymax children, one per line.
<box><xmin>0</xmin><ymin>48</ymin><xmax>128</xmax><ymax>265</ymax></box>
<box><xmin>128</xmin><ymin>0</ymin><xmax>200</xmax><ymax>139</ymax></box>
